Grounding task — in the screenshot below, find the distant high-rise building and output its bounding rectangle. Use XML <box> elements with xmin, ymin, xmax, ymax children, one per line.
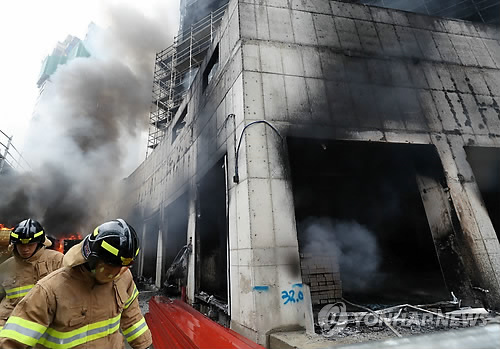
<box><xmin>37</xmin><ymin>35</ymin><xmax>90</xmax><ymax>89</ymax></box>
<box><xmin>31</xmin><ymin>34</ymin><xmax>90</xmax><ymax>127</ymax></box>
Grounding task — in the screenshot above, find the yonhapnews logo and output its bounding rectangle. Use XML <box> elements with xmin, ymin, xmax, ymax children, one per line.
<box><xmin>317</xmin><ymin>302</ymin><xmax>487</xmax><ymax>336</ymax></box>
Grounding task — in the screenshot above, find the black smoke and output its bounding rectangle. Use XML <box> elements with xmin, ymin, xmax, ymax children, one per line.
<box><xmin>0</xmin><ymin>3</ymin><xmax>176</xmax><ymax>236</ymax></box>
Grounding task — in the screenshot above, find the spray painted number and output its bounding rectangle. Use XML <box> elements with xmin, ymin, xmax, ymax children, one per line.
<box><xmin>282</xmin><ymin>290</ymin><xmax>304</xmax><ymax>304</ymax></box>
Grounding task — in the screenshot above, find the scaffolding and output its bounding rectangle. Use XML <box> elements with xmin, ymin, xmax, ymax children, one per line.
<box><xmin>147</xmin><ymin>4</ymin><xmax>228</xmax><ymax>155</ymax></box>
<box><xmin>0</xmin><ymin>129</ymin><xmax>31</xmax><ymax>174</ymax></box>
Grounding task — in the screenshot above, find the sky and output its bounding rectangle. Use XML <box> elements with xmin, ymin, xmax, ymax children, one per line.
<box><xmin>0</xmin><ymin>0</ymin><xmax>179</xmax><ymax>163</ymax></box>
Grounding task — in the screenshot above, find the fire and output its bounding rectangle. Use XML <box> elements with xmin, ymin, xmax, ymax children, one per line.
<box><xmin>54</xmin><ymin>233</ymin><xmax>82</xmax><ymax>254</ymax></box>
<box><xmin>0</xmin><ymin>224</ymin><xmax>14</xmax><ymax>253</ymax></box>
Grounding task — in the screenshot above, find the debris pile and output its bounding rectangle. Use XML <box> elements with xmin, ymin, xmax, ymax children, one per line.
<box><xmin>317</xmin><ymin>296</ymin><xmax>499</xmax><ymax>340</ymax></box>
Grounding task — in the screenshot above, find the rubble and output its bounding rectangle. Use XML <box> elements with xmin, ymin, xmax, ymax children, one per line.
<box><xmin>196</xmin><ymin>291</ymin><xmax>229</xmax><ymax>314</ymax></box>
<box><xmin>317</xmin><ymin>296</ymin><xmax>498</xmax><ymax>342</ymax></box>
<box><xmin>331</xmin><ymin>324</ymin><xmax>500</xmax><ymax>349</ymax></box>
<box><xmin>137</xmin><ymin>276</ymin><xmax>159</xmax><ymax>292</ymax></box>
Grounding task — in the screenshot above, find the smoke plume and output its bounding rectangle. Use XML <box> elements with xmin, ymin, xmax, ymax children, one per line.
<box><xmin>0</xmin><ymin>2</ymin><xmax>177</xmax><ymax>237</ymax></box>
<box><xmin>299</xmin><ymin>217</ymin><xmax>382</xmax><ymax>291</ymax></box>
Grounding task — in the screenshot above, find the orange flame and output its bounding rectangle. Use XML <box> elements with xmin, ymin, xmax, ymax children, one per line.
<box><xmin>54</xmin><ymin>233</ymin><xmax>83</xmax><ymax>254</ymax></box>
<box><xmin>0</xmin><ymin>224</ymin><xmax>13</xmax><ymax>231</ymax></box>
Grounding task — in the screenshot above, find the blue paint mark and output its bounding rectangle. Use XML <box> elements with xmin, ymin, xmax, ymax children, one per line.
<box><xmin>292</xmin><ymin>283</ymin><xmax>303</xmax><ymax>288</ymax></box>
<box><xmin>253</xmin><ymin>286</ymin><xmax>270</xmax><ymax>292</ymax></box>
<box><xmin>282</xmin><ymin>289</ymin><xmax>304</xmax><ymax>304</ymax></box>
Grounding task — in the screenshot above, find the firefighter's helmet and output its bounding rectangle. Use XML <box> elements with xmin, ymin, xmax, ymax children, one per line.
<box><xmin>10</xmin><ymin>219</ymin><xmax>46</xmax><ymax>245</ymax></box>
<box><xmin>82</xmin><ymin>219</ymin><xmax>139</xmax><ymax>268</ymax></box>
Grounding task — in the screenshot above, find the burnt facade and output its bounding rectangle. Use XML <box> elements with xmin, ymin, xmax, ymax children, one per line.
<box><xmin>358</xmin><ymin>0</ymin><xmax>500</xmax><ymax>24</ymax></box>
<box><xmin>118</xmin><ymin>0</ymin><xmax>500</xmax><ymax>345</ymax></box>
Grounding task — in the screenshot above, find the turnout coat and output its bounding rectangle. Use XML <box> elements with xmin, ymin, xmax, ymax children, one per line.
<box><xmin>0</xmin><ymin>243</ymin><xmax>151</xmax><ymax>349</ymax></box>
<box><xmin>0</xmin><ymin>247</ymin><xmax>63</xmax><ymax>328</ymax></box>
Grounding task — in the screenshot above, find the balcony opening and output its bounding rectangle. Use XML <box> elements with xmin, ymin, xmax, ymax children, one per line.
<box><xmin>195</xmin><ymin>156</ymin><xmax>229</xmax><ymax>325</ymax></box>
<box><xmin>142</xmin><ymin>212</ymin><xmax>159</xmax><ymax>285</ymax></box>
<box><xmin>172</xmin><ymin>107</ymin><xmax>188</xmax><ymax>144</ymax></box>
<box><xmin>162</xmin><ymin>192</ymin><xmax>190</xmax><ymax>292</ymax></box>
<box><xmin>203</xmin><ymin>45</ymin><xmax>219</xmax><ymax>91</ymax></box>
<box><xmin>287</xmin><ymin>137</ymin><xmax>450</xmax><ymax>310</ymax></box>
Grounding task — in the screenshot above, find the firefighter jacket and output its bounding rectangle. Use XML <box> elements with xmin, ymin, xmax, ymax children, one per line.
<box><xmin>0</xmin><ymin>247</ymin><xmax>63</xmax><ymax>328</ymax></box>
<box><xmin>0</xmin><ymin>265</ymin><xmax>152</xmax><ymax>349</ymax></box>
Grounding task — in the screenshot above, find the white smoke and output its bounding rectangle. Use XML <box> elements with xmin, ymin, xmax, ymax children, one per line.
<box><xmin>300</xmin><ymin>217</ymin><xmax>382</xmax><ymax>291</ymax></box>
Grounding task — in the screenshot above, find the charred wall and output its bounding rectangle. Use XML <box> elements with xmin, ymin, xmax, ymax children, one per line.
<box><xmin>240</xmin><ymin>0</ymin><xmax>500</xmax><ymax>136</ymax></box>
<box><xmin>465</xmin><ymin>147</ymin><xmax>500</xmax><ymax>242</ymax></box>
<box><xmin>238</xmin><ymin>0</ymin><xmax>500</xmax><ymax>312</ymax></box>
<box><xmin>358</xmin><ymin>0</ymin><xmax>500</xmax><ymax>25</ymax></box>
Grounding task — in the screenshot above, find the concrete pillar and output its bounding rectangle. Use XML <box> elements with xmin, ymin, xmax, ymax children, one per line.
<box><xmin>186</xmin><ymin>189</ymin><xmax>197</xmax><ymax>304</ymax></box>
<box><xmin>415</xmin><ymin>173</ymin><xmax>476</xmax><ymax>305</ymax></box>
<box><xmin>228</xmin><ymin>124</ymin><xmax>305</xmax><ymax>345</ymax></box>
<box><xmin>432</xmin><ymin>135</ymin><xmax>500</xmax><ymax>309</ymax></box>
<box><xmin>155</xmin><ymin>229</ymin><xmax>163</xmax><ymax>288</ymax></box>
<box><xmin>138</xmin><ymin>223</ymin><xmax>146</xmax><ymax>278</ymax></box>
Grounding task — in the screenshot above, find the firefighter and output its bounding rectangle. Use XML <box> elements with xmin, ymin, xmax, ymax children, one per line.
<box><xmin>0</xmin><ymin>218</ymin><xmax>152</xmax><ymax>349</ymax></box>
<box><xmin>0</xmin><ymin>219</ymin><xmax>63</xmax><ymax>330</ymax></box>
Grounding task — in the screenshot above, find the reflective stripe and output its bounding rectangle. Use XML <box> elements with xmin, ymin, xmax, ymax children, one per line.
<box><xmin>10</xmin><ymin>232</ymin><xmax>18</xmax><ymax>239</ymax></box>
<box><xmin>37</xmin><ymin>313</ymin><xmax>121</xmax><ymax>349</ymax></box>
<box><xmin>93</xmin><ymin>227</ymin><xmax>99</xmax><ymax>236</ymax></box>
<box><xmin>0</xmin><ymin>316</ymin><xmax>47</xmax><ymax>347</ymax></box>
<box><xmin>101</xmin><ymin>241</ymin><xmax>118</xmax><ymax>256</ymax></box>
<box><xmin>20</xmin><ymin>238</ymin><xmax>31</xmax><ymax>244</ymax></box>
<box><xmin>123</xmin><ymin>317</ymin><xmax>148</xmax><ymax>343</ymax></box>
<box><xmin>5</xmin><ymin>284</ymin><xmax>34</xmax><ymax>299</ymax></box>
<box><xmin>124</xmin><ymin>286</ymin><xmax>139</xmax><ymax>309</ymax></box>
<box><xmin>34</xmin><ymin>230</ymin><xmax>44</xmax><ymax>238</ymax></box>
<box><xmin>121</xmin><ymin>256</ymin><xmax>133</xmax><ymax>266</ymax></box>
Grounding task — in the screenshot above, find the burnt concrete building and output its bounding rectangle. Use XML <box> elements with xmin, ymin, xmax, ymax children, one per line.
<box><xmin>119</xmin><ymin>0</ymin><xmax>500</xmax><ymax>345</ymax></box>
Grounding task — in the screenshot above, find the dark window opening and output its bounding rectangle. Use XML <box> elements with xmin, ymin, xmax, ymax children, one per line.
<box><xmin>288</xmin><ymin>138</ymin><xmax>449</xmax><ymax>308</ymax></box>
<box><xmin>196</xmin><ymin>157</ymin><xmax>228</xmax><ymax>302</ymax></box>
<box><xmin>142</xmin><ymin>212</ymin><xmax>159</xmax><ymax>284</ymax></box>
<box><xmin>162</xmin><ymin>192</ymin><xmax>190</xmax><ymax>289</ymax></box>
<box><xmin>172</xmin><ymin>107</ymin><xmax>188</xmax><ymax>144</ymax></box>
<box><xmin>465</xmin><ymin>147</ymin><xmax>500</xmax><ymax>241</ymax></box>
<box><xmin>203</xmin><ymin>45</ymin><xmax>219</xmax><ymax>91</ymax></box>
